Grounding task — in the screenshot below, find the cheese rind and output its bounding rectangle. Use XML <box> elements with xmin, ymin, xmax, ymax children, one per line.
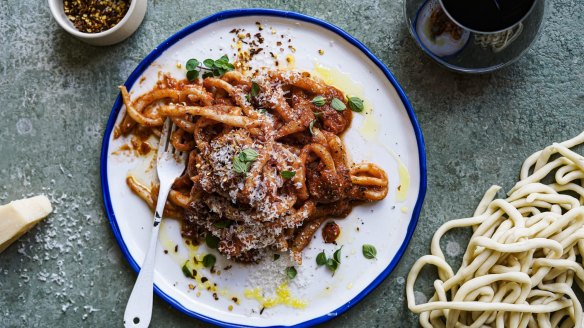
<box><xmin>0</xmin><ymin>195</ymin><xmax>53</xmax><ymax>253</ymax></box>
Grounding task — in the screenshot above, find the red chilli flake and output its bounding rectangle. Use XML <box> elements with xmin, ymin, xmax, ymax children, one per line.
<box><xmin>63</xmin><ymin>0</ymin><xmax>130</xmax><ymax>33</ymax></box>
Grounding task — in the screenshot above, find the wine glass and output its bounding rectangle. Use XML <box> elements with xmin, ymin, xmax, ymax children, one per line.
<box><xmin>403</xmin><ymin>0</ymin><xmax>546</xmax><ymax>73</ymax></box>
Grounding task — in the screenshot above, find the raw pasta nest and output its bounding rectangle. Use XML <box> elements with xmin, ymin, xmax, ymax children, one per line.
<box><xmin>407</xmin><ymin>131</ymin><xmax>584</xmax><ymax>328</ymax></box>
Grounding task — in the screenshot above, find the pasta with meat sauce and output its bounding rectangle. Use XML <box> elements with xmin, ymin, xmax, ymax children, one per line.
<box><xmin>118</xmin><ymin>69</ymin><xmax>388</xmax><ymax>263</ymax></box>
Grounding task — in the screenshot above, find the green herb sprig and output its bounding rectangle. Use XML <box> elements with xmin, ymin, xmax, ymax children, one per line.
<box><xmin>185</xmin><ymin>55</ymin><xmax>235</xmax><ymax>81</ymax></box>
<box><xmin>203</xmin><ymin>254</ymin><xmax>216</xmax><ymax>268</ymax></box>
<box><xmin>311</xmin><ymin>96</ymin><xmax>326</xmax><ymax>107</ymax></box>
<box><xmin>281</xmin><ymin>170</ymin><xmax>296</xmax><ymax>179</ymax></box>
<box><xmin>213</xmin><ymin>219</ymin><xmax>232</xmax><ymax>229</ymax></box>
<box><xmin>244</xmin><ymin>81</ymin><xmax>262</xmax><ymax>105</ymax></box>
<box><xmin>331</xmin><ymin>98</ymin><xmax>346</xmax><ymax>111</ymax></box>
<box><xmin>362</xmin><ymin>244</ymin><xmax>377</xmax><ymax>259</ymax></box>
<box><xmin>233</xmin><ymin>148</ymin><xmax>259</xmax><ymax>175</ymax></box>
<box><xmin>315</xmin><ymin>246</ymin><xmax>343</xmax><ymax>275</ymax></box>
<box><xmin>326</xmin><ymin>258</ymin><xmax>338</xmax><ymax>271</ymax></box>
<box><xmin>182</xmin><ymin>261</ymin><xmax>194</xmax><ymax>278</ymax></box>
<box><xmin>250</xmin><ymin>82</ymin><xmax>260</xmax><ymax>97</ymax></box>
<box><xmin>316</xmin><ymin>252</ymin><xmax>327</xmax><ymax>265</ymax></box>
<box><xmin>333</xmin><ymin>247</ymin><xmax>342</xmax><ymax>263</ymax></box>
<box><xmin>309</xmin><ymin>119</ymin><xmax>317</xmax><ymax>135</ymax></box>
<box><xmin>310</xmin><ymin>95</ymin><xmax>364</xmax><ymax>113</ymax></box>
<box><xmin>285</xmin><ymin>266</ymin><xmax>297</xmax><ymax>279</ymax></box>
<box><xmin>347</xmin><ymin>96</ymin><xmax>364</xmax><ymax>112</ymax></box>
<box><xmin>205</xmin><ymin>234</ymin><xmax>219</xmax><ymax>249</ymax></box>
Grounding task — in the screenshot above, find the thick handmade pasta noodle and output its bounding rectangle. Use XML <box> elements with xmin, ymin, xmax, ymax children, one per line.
<box><xmin>407</xmin><ymin>131</ymin><xmax>584</xmax><ymax>328</ymax></box>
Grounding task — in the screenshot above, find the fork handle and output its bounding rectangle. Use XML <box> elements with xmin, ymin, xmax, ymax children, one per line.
<box><xmin>124</xmin><ymin>182</ymin><xmax>172</xmax><ymax>328</ymax></box>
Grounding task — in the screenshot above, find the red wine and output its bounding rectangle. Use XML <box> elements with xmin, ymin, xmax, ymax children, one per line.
<box><xmin>441</xmin><ymin>0</ymin><xmax>536</xmax><ymax>32</ymax></box>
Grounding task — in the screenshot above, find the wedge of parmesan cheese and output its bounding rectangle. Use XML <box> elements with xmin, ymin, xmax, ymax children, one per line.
<box><xmin>0</xmin><ymin>195</ymin><xmax>53</xmax><ymax>253</ymax></box>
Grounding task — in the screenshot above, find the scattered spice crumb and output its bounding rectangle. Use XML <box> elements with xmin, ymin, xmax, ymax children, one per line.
<box><xmin>318</xmin><ymin>49</ymin><xmax>325</xmax><ymax>55</ymax></box>
<box><xmin>254</xmin><ymin>33</ymin><xmax>264</xmax><ymax>44</ymax></box>
<box><xmin>188</xmin><ymin>284</ymin><xmax>195</xmax><ymax>290</ymax></box>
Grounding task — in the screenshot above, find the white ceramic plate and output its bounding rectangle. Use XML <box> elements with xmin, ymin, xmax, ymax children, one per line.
<box><xmin>101</xmin><ymin>9</ymin><xmax>426</xmax><ymax>327</ymax></box>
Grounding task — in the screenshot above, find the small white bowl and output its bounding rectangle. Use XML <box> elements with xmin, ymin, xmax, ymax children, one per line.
<box><xmin>48</xmin><ymin>0</ymin><xmax>147</xmax><ymax>46</ymax></box>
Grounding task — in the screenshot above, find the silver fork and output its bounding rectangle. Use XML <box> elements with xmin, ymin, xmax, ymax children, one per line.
<box><xmin>124</xmin><ymin>118</ymin><xmax>187</xmax><ymax>328</ymax></box>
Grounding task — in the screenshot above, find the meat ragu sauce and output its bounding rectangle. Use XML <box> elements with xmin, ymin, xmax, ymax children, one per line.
<box><xmin>322</xmin><ymin>221</ymin><xmax>341</xmax><ymax>243</ymax></box>
<box><xmin>180</xmin><ymin>74</ymin><xmax>354</xmax><ymax>261</ymax></box>
<box><xmin>119</xmin><ymin>69</ymin><xmax>387</xmax><ymax>264</ymax></box>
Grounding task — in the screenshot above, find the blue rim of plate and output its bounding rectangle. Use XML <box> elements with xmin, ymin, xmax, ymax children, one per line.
<box><xmin>100</xmin><ymin>8</ymin><xmax>427</xmax><ymax>328</ymax></box>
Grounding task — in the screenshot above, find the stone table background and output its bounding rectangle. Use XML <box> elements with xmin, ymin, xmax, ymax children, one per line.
<box><xmin>0</xmin><ymin>0</ymin><xmax>582</xmax><ymax>327</ymax></box>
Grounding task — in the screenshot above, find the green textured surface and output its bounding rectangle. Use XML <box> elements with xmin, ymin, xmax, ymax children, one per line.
<box><xmin>0</xmin><ymin>0</ymin><xmax>583</xmax><ymax>327</ymax></box>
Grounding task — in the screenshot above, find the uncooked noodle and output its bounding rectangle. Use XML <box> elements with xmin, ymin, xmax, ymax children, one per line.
<box><xmin>407</xmin><ymin>131</ymin><xmax>584</xmax><ymax>328</ymax></box>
